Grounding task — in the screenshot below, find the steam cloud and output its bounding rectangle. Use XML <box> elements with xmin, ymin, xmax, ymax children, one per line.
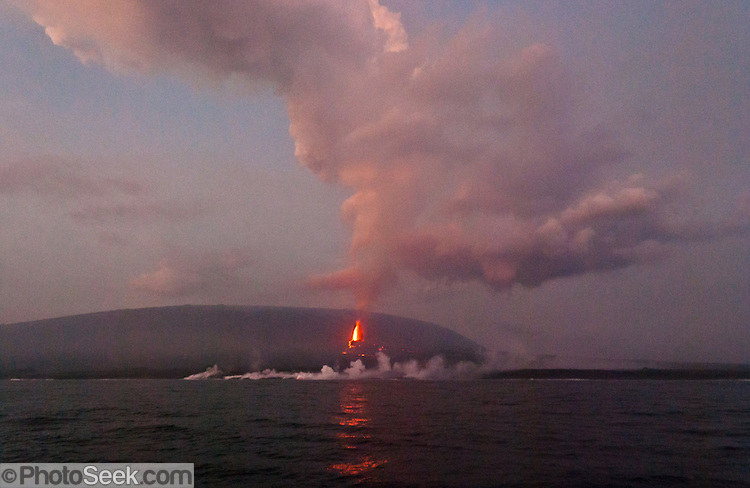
<box><xmin>185</xmin><ymin>352</ymin><xmax>480</xmax><ymax>381</ymax></box>
<box><xmin>17</xmin><ymin>0</ymin><xmax>748</xmax><ymax>309</ymax></box>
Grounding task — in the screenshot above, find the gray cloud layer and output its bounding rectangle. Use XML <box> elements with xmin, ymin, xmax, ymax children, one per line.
<box><xmin>0</xmin><ymin>158</ymin><xmax>143</xmax><ymax>199</ymax></box>
<box><xmin>0</xmin><ymin>157</ymin><xmax>207</xmax><ymax>226</ymax></box>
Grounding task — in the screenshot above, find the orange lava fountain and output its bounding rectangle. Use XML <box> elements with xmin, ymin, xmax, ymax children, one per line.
<box><xmin>349</xmin><ymin>320</ymin><xmax>362</xmax><ymax>347</ymax></box>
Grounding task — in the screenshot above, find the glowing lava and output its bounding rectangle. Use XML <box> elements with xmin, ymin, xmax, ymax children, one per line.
<box><xmin>349</xmin><ymin>320</ymin><xmax>362</xmax><ymax>347</ymax></box>
<box><xmin>341</xmin><ymin>319</ymin><xmax>385</xmax><ymax>370</ymax></box>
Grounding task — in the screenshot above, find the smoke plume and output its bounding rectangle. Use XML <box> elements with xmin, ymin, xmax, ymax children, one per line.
<box><xmin>17</xmin><ymin>0</ymin><xmax>748</xmax><ymax>309</ymax></box>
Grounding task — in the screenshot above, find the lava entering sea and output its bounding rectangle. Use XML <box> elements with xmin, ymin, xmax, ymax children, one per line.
<box><xmin>340</xmin><ymin>320</ymin><xmax>384</xmax><ymax>370</ymax></box>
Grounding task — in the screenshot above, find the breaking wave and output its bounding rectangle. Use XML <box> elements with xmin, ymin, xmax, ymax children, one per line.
<box><xmin>184</xmin><ymin>352</ymin><xmax>481</xmax><ymax>380</ymax></box>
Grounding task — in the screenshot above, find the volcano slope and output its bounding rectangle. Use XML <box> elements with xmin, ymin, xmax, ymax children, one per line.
<box><xmin>0</xmin><ymin>305</ymin><xmax>484</xmax><ymax>378</ymax></box>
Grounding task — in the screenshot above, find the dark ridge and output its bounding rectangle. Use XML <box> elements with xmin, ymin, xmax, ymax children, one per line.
<box><xmin>0</xmin><ymin>305</ymin><xmax>484</xmax><ymax>379</ymax></box>
<box><xmin>483</xmin><ymin>368</ymin><xmax>750</xmax><ymax>380</ymax></box>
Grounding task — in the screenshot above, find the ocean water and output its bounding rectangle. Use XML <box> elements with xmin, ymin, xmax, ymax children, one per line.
<box><xmin>2</xmin><ymin>379</ymin><xmax>750</xmax><ymax>487</ymax></box>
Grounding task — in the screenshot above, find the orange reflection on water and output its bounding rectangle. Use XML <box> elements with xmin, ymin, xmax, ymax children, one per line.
<box><xmin>329</xmin><ymin>456</ymin><xmax>386</xmax><ymax>477</ymax></box>
<box><xmin>328</xmin><ymin>382</ymin><xmax>388</xmax><ymax>479</ymax></box>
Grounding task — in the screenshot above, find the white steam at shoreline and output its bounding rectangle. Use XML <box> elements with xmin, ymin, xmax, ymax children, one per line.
<box><xmin>184</xmin><ymin>352</ymin><xmax>480</xmax><ymax>380</ymax></box>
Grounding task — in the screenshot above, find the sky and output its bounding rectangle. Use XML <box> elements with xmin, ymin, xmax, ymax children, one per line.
<box><xmin>1</xmin><ymin>0</ymin><xmax>749</xmax><ymax>364</ymax></box>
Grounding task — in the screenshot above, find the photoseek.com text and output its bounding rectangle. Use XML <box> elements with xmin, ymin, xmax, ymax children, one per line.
<box><xmin>0</xmin><ymin>463</ymin><xmax>193</xmax><ymax>488</ymax></box>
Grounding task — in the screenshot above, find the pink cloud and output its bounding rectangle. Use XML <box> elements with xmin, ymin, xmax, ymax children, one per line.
<box><xmin>17</xmin><ymin>0</ymin><xmax>748</xmax><ymax>309</ymax></box>
<box><xmin>129</xmin><ymin>249</ymin><xmax>253</xmax><ymax>297</ymax></box>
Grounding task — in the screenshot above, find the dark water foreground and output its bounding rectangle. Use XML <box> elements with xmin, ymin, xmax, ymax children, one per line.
<box><xmin>2</xmin><ymin>379</ymin><xmax>749</xmax><ymax>487</ymax></box>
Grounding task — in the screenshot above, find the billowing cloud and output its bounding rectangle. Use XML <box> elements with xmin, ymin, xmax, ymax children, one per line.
<box><xmin>129</xmin><ymin>248</ymin><xmax>252</xmax><ymax>297</ymax></box>
<box><xmin>16</xmin><ymin>0</ymin><xmax>748</xmax><ymax>310</ymax></box>
<box><xmin>15</xmin><ymin>0</ymin><xmax>384</xmax><ymax>83</ymax></box>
